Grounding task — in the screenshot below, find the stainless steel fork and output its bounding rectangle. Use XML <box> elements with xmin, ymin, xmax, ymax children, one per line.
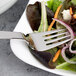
<box><xmin>0</xmin><ymin>29</ymin><xmax>72</xmax><ymax>51</ymax></box>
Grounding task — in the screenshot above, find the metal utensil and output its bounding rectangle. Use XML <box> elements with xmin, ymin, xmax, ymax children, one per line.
<box><xmin>0</xmin><ymin>29</ymin><xmax>72</xmax><ymax>51</ymax></box>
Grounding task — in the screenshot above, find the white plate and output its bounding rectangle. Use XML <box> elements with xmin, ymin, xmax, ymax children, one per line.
<box><xmin>10</xmin><ymin>0</ymin><xmax>76</xmax><ymax>76</ymax></box>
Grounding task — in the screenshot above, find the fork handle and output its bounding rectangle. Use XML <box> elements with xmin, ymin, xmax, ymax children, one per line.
<box><xmin>0</xmin><ymin>31</ymin><xmax>25</xmax><ymax>39</ymax></box>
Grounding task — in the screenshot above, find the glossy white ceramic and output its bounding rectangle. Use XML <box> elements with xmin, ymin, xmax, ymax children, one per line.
<box><xmin>10</xmin><ymin>0</ymin><xmax>76</xmax><ymax>76</ymax></box>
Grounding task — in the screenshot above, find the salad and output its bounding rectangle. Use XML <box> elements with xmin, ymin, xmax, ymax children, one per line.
<box><xmin>26</xmin><ymin>0</ymin><xmax>76</xmax><ymax>72</ymax></box>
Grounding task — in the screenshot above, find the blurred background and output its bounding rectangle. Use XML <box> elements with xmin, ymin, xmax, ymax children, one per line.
<box><xmin>0</xmin><ymin>0</ymin><xmax>59</xmax><ymax>76</ymax></box>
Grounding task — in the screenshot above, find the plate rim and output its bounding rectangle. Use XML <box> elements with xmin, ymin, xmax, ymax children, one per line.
<box><xmin>10</xmin><ymin>0</ymin><xmax>76</xmax><ymax>76</ymax></box>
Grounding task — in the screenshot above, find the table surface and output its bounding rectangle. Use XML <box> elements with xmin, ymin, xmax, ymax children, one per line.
<box><xmin>0</xmin><ymin>0</ymin><xmax>59</xmax><ymax>76</ymax></box>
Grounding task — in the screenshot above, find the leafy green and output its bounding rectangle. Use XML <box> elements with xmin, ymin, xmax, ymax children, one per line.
<box><xmin>38</xmin><ymin>1</ymin><xmax>58</xmax><ymax>68</ymax></box>
<box><xmin>47</xmin><ymin>0</ymin><xmax>62</xmax><ymax>12</ymax></box>
<box><xmin>38</xmin><ymin>1</ymin><xmax>58</xmax><ymax>54</ymax></box>
<box><xmin>53</xmin><ymin>0</ymin><xmax>62</xmax><ymax>12</ymax></box>
<box><xmin>38</xmin><ymin>0</ymin><xmax>76</xmax><ymax>71</ymax></box>
<box><xmin>71</xmin><ymin>0</ymin><xmax>76</xmax><ymax>5</ymax></box>
<box><xmin>38</xmin><ymin>1</ymin><xmax>48</xmax><ymax>32</ymax></box>
<box><xmin>47</xmin><ymin>48</ymin><xmax>58</xmax><ymax>56</ymax></box>
<box><xmin>56</xmin><ymin>0</ymin><xmax>70</xmax><ymax>34</ymax></box>
<box><xmin>56</xmin><ymin>56</ymin><xmax>76</xmax><ymax>72</ymax></box>
<box><xmin>47</xmin><ymin>0</ymin><xmax>53</xmax><ymax>10</ymax></box>
<box><xmin>56</xmin><ymin>54</ymin><xmax>65</xmax><ymax>65</ymax></box>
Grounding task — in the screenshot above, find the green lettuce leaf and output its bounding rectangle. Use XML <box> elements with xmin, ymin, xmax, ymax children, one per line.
<box><xmin>71</xmin><ymin>0</ymin><xmax>76</xmax><ymax>5</ymax></box>
<box><xmin>47</xmin><ymin>0</ymin><xmax>62</xmax><ymax>12</ymax></box>
<box><xmin>53</xmin><ymin>0</ymin><xmax>62</xmax><ymax>12</ymax></box>
<box><xmin>56</xmin><ymin>56</ymin><xmax>76</xmax><ymax>72</ymax></box>
<box><xmin>38</xmin><ymin>1</ymin><xmax>48</xmax><ymax>32</ymax></box>
<box><xmin>38</xmin><ymin>1</ymin><xmax>58</xmax><ymax>68</ymax></box>
<box><xmin>47</xmin><ymin>0</ymin><xmax>53</xmax><ymax>10</ymax></box>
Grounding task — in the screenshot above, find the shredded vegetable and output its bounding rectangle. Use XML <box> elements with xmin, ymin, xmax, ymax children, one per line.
<box><xmin>48</xmin><ymin>5</ymin><xmax>62</xmax><ymax>31</ymax></box>
<box><xmin>53</xmin><ymin>49</ymin><xmax>61</xmax><ymax>62</ymax></box>
<box><xmin>70</xmin><ymin>7</ymin><xmax>73</xmax><ymax>15</ymax></box>
<box><xmin>73</xmin><ymin>14</ymin><xmax>76</xmax><ymax>19</ymax></box>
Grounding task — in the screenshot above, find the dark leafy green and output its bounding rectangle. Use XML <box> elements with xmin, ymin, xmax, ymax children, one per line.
<box><xmin>30</xmin><ymin>48</ymin><xmax>56</xmax><ymax>69</ymax></box>
<box><xmin>26</xmin><ymin>2</ymin><xmax>54</xmax><ymax>31</ymax></box>
<box><xmin>26</xmin><ymin>2</ymin><xmax>41</xmax><ymax>31</ymax></box>
<box><xmin>71</xmin><ymin>40</ymin><xmax>76</xmax><ymax>50</ymax></box>
<box><xmin>26</xmin><ymin>0</ymin><xmax>76</xmax><ymax>71</ymax></box>
<box><xmin>26</xmin><ymin>1</ymin><xmax>58</xmax><ymax>69</ymax></box>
